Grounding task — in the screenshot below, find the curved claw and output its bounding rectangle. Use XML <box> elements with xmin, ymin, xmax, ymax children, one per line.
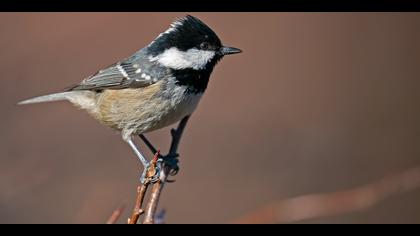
<box><xmin>168</xmin><ymin>166</ymin><xmax>179</xmax><ymax>176</ymax></box>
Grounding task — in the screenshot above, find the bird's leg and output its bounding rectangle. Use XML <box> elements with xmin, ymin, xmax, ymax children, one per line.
<box><xmin>139</xmin><ymin>135</ymin><xmax>180</xmax><ymax>178</ymax></box>
<box><xmin>135</xmin><ymin>116</ymin><xmax>190</xmax><ymax>182</ymax></box>
<box><xmin>127</xmin><ymin>137</ymin><xmax>148</xmax><ymax>167</ymax></box>
<box><xmin>162</xmin><ymin>115</ymin><xmax>190</xmax><ymax>177</ymax></box>
<box><xmin>126</xmin><ymin>137</ymin><xmax>161</xmax><ymax>184</ymax></box>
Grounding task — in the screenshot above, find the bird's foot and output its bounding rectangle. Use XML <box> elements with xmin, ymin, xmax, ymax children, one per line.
<box><xmin>140</xmin><ymin>150</ymin><xmax>162</xmax><ymax>184</ymax></box>
<box><xmin>162</xmin><ymin>153</ymin><xmax>180</xmax><ymax>177</ymax></box>
<box><xmin>139</xmin><ymin>151</ymin><xmax>180</xmax><ymax>184</ymax></box>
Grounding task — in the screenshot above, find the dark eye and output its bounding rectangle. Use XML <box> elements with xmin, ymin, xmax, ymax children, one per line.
<box><xmin>200</xmin><ymin>42</ymin><xmax>209</xmax><ymax>50</ymax></box>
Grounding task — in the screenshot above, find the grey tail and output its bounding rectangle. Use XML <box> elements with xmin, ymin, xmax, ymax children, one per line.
<box><xmin>17</xmin><ymin>91</ymin><xmax>78</xmax><ymax>105</ymax></box>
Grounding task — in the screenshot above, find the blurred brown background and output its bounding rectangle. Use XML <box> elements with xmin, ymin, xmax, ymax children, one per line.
<box><xmin>1</xmin><ymin>13</ymin><xmax>420</xmax><ymax>224</ymax></box>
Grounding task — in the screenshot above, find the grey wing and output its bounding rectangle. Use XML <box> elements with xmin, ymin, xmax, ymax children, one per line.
<box><xmin>68</xmin><ymin>52</ymin><xmax>165</xmax><ymax>91</ymax></box>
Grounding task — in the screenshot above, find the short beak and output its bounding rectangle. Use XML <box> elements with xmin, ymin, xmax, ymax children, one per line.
<box><xmin>219</xmin><ymin>46</ymin><xmax>242</xmax><ymax>55</ymax></box>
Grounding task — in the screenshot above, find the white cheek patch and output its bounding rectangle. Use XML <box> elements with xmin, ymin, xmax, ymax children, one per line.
<box><xmin>150</xmin><ymin>47</ymin><xmax>215</xmax><ymax>70</ymax></box>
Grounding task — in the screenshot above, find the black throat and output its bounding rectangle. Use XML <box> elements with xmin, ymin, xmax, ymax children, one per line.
<box><xmin>172</xmin><ymin>68</ymin><xmax>212</xmax><ymax>94</ymax></box>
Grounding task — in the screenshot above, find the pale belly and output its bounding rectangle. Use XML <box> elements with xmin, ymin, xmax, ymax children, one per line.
<box><xmin>143</xmin><ymin>91</ymin><xmax>202</xmax><ymax>133</ymax></box>
<box><xmin>92</xmin><ymin>84</ymin><xmax>203</xmax><ymax>138</ymax></box>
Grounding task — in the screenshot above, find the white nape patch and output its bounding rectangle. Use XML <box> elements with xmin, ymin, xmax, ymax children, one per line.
<box><xmin>149</xmin><ymin>47</ymin><xmax>215</xmax><ymax>70</ymax></box>
<box><xmin>149</xmin><ymin>18</ymin><xmax>184</xmax><ymax>46</ymax></box>
<box><xmin>145</xmin><ymin>75</ymin><xmax>151</xmax><ymax>80</ymax></box>
<box><xmin>135</xmin><ymin>68</ymin><xmax>142</xmax><ymax>74</ymax></box>
<box><xmin>141</xmin><ymin>73</ymin><xmax>146</xmax><ymax>78</ymax></box>
<box><xmin>117</xmin><ymin>64</ymin><xmax>130</xmax><ymax>79</ymax></box>
<box><xmin>165</xmin><ymin>20</ymin><xmax>183</xmax><ymax>34</ymax></box>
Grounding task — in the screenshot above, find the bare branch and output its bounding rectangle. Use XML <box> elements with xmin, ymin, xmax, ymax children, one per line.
<box><xmin>142</xmin><ymin>116</ymin><xmax>190</xmax><ymax>224</ymax></box>
<box><xmin>142</xmin><ymin>179</ymin><xmax>165</xmax><ymax>224</ymax></box>
<box><xmin>128</xmin><ymin>184</ymin><xmax>148</xmax><ymax>224</ymax></box>
<box><xmin>106</xmin><ymin>205</ymin><xmax>125</xmax><ymax>224</ymax></box>
<box><xmin>231</xmin><ymin>166</ymin><xmax>420</xmax><ymax>224</ymax></box>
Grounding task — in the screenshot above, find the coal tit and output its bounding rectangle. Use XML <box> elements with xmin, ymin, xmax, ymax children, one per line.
<box><xmin>19</xmin><ymin>15</ymin><xmax>242</xmax><ymax>183</ymax></box>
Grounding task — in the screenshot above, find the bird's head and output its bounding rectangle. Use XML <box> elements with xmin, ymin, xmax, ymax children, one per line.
<box><xmin>147</xmin><ymin>15</ymin><xmax>241</xmax><ymax>71</ymax></box>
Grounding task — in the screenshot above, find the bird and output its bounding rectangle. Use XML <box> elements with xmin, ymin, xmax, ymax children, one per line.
<box><xmin>18</xmin><ymin>15</ymin><xmax>242</xmax><ymax>183</ymax></box>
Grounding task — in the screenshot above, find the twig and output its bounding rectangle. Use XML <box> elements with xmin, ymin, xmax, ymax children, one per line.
<box><xmin>142</xmin><ymin>116</ymin><xmax>190</xmax><ymax>224</ymax></box>
<box><xmin>142</xmin><ymin>179</ymin><xmax>165</xmax><ymax>224</ymax></box>
<box><xmin>106</xmin><ymin>205</ymin><xmax>126</xmax><ymax>224</ymax></box>
<box><xmin>127</xmin><ymin>184</ymin><xmax>148</xmax><ymax>224</ymax></box>
<box><xmin>231</xmin><ymin>166</ymin><xmax>420</xmax><ymax>224</ymax></box>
